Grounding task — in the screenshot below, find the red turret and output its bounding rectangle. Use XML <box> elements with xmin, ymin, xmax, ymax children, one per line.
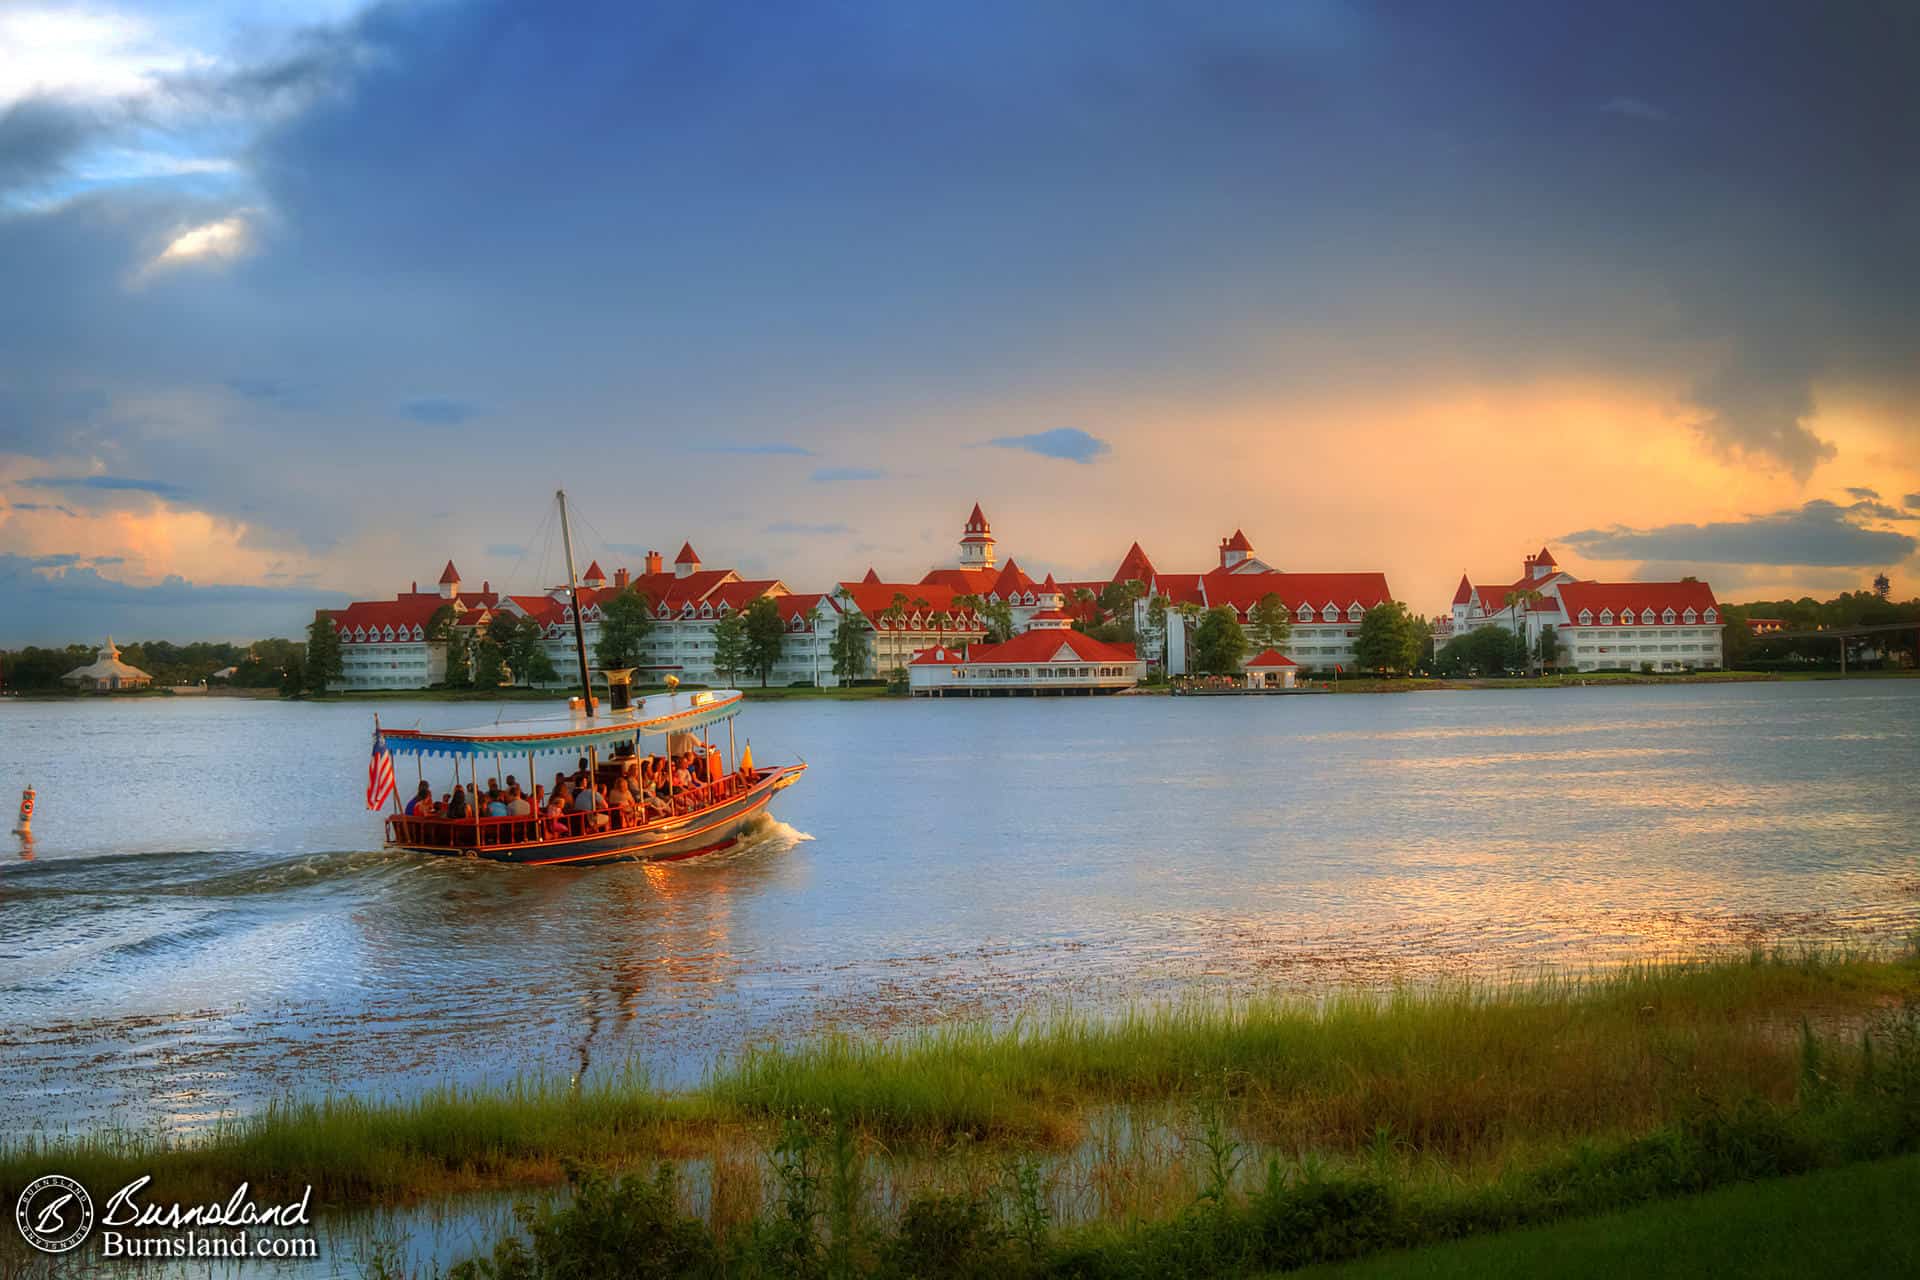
<box><xmin>438</xmin><ymin>560</ymin><xmax>461</xmax><ymax>585</ymax></box>
<box><xmin>674</xmin><ymin>542</ymin><xmax>700</xmax><ymax>565</ymax></box>
<box><xmin>1451</xmin><ymin>573</ymin><xmax>1473</xmax><ymax>606</ymax></box>
<box><xmin>861</xmin><ymin>567</ymin><xmax>881</xmax><ymax>584</ymax></box>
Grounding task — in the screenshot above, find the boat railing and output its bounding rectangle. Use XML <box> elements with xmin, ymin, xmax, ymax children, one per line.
<box><xmin>385</xmin><ymin>769</ymin><xmax>767</xmax><ymax>850</ymax></box>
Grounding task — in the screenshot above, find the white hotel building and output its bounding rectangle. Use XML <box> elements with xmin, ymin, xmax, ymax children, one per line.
<box><xmin>1444</xmin><ymin>548</ymin><xmax>1725</xmax><ymax>672</ymax></box>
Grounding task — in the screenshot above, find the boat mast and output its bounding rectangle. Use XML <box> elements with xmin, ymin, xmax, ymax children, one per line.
<box><xmin>556</xmin><ymin>489</ymin><xmax>595</xmax><ymax>717</ymax></box>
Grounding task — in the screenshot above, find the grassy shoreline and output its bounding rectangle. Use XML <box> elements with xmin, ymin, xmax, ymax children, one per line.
<box><xmin>9</xmin><ymin>949</ymin><xmax>1920</xmax><ymax>1275</ymax></box>
<box><xmin>6</xmin><ymin>950</ymin><xmax>1916</xmax><ymax>1210</ymax></box>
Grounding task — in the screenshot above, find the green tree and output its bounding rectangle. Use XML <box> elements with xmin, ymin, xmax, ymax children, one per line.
<box><xmin>1248</xmin><ymin>592</ymin><xmax>1292</xmax><ymax>652</ymax></box>
<box><xmin>1536</xmin><ymin>624</ymin><xmax>1560</xmax><ymax>669</ymax></box>
<box><xmin>880</xmin><ymin>592</ymin><xmax>911</xmax><ymax>676</ymax></box>
<box><xmin>472</xmin><ymin>638</ymin><xmax>506</xmax><ymax>687</ymax></box>
<box><xmin>304</xmin><ymin>612</ymin><xmax>343</xmax><ymax>695</ymax></box>
<box><xmin>1191</xmin><ymin>604</ymin><xmax>1248</xmax><ymax>675</ymax></box>
<box><xmin>829</xmin><ymin>608</ymin><xmax>871</xmax><ymax>683</ymax></box>
<box><xmin>1435</xmin><ymin>625</ymin><xmax>1528</xmax><ymax>677</ymax></box>
<box><xmin>425</xmin><ymin>604</ymin><xmax>456</xmax><ymax>642</ymax></box>
<box><xmin>743</xmin><ymin>596</ymin><xmax>788</xmax><ymax>687</ymax></box>
<box><xmin>595</xmin><ymin>588</ymin><xmax>655</xmax><ymax>671</ymax></box>
<box><xmin>443</xmin><ymin>628</ymin><xmax>474</xmax><ymax>689</ymax></box>
<box><xmin>485</xmin><ymin>611</ymin><xmax>555</xmax><ymax>686</ymax></box>
<box><xmin>1353</xmin><ymin>601</ymin><xmax>1423</xmax><ymax>674</ymax></box>
<box><xmin>711</xmin><ymin>613</ymin><xmax>749</xmax><ymax>683</ymax></box>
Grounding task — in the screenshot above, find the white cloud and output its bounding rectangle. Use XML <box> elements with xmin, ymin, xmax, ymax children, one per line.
<box><xmin>130</xmin><ymin>211</ymin><xmax>256</xmax><ymax>283</ymax></box>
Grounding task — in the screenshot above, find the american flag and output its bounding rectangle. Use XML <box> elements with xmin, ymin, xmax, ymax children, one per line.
<box><xmin>366</xmin><ymin>724</ymin><xmax>397</xmax><ymax>811</ymax></box>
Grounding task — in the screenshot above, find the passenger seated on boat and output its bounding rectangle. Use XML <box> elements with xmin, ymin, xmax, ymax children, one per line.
<box><xmin>607</xmin><ymin>779</ymin><xmax>638</xmax><ymax>828</ymax></box>
<box><xmin>570</xmin><ymin>779</ymin><xmax>609</xmax><ymax>830</ymax></box>
<box><xmin>405</xmin><ymin>781</ymin><xmax>435</xmax><ymax>816</ymax></box>
<box><xmin>485</xmin><ymin>784</ymin><xmax>511</xmax><ymax>818</ymax></box>
<box><xmin>544</xmin><ymin>792</ymin><xmax>569</xmax><ymax>838</ymax></box>
<box><xmin>445</xmin><ymin>785</ymin><xmax>471</xmax><ymax>821</ymax></box>
<box><xmin>506</xmin><ymin>781</ymin><xmax>532</xmax><ymax>817</ymax></box>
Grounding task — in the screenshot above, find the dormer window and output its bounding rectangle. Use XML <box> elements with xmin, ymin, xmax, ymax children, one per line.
<box><xmin>1297</xmin><ymin>604</ymin><xmax>1314</xmax><ymax>622</ymax></box>
<box><xmin>1661</xmin><ymin>608</ymin><xmax>1676</xmax><ymax>623</ymax></box>
<box><xmin>1682</xmin><ymin>608</ymin><xmax>1697</xmax><ymax>623</ymax></box>
<box><xmin>1600</xmin><ymin>609</ymin><xmax>1614</xmax><ymax>625</ymax></box>
<box><xmin>1578</xmin><ymin>609</ymin><xmax>1592</xmax><ymax>625</ymax></box>
<box><xmin>1703</xmin><ymin>608</ymin><xmax>1717</xmax><ymax>624</ymax></box>
<box><xmin>1346</xmin><ymin>602</ymin><xmax>1363</xmax><ymax>621</ymax></box>
<box><xmin>699</xmin><ymin>603</ymin><xmax>713</xmax><ymax>618</ymax></box>
<box><xmin>656</xmin><ymin>604</ymin><xmax>671</xmax><ymax>618</ymax></box>
<box><xmin>1323</xmin><ymin>601</ymin><xmax>1339</xmax><ymax>622</ymax></box>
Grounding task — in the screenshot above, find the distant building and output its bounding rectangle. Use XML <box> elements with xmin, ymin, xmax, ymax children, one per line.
<box><xmin>1747</xmin><ymin>617</ymin><xmax>1786</xmax><ymax>635</ymax></box>
<box><xmin>1106</xmin><ymin>529</ymin><xmax>1392</xmax><ymax>675</ymax></box>
<box><xmin>62</xmin><ymin>638</ymin><xmax>152</xmax><ymax>692</ymax></box>
<box><xmin>1445</xmin><ymin>548</ymin><xmax>1724</xmax><ymax>672</ymax></box>
<box><xmin>1243</xmin><ymin>649</ymin><xmax>1299</xmax><ymax>689</ymax></box>
<box><xmin>324</xmin><ymin>554</ymin><xmax>847</xmax><ymax>691</ymax></box>
<box><xmin>906</xmin><ymin>598</ymin><xmax>1143</xmax><ymax>696</ymax></box>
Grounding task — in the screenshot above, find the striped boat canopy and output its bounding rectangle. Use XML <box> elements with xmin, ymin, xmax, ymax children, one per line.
<box><xmin>382</xmin><ymin>690</ymin><xmax>744</xmax><ymax>758</ymax></box>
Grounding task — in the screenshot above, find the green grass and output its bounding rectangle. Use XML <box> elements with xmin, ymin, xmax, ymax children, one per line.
<box><xmin>1293</xmin><ymin>1152</ymin><xmax>1920</xmax><ymax>1279</ymax></box>
<box><xmin>6</xmin><ymin>950</ymin><xmax>1915</xmax><ymax>1217</ymax></box>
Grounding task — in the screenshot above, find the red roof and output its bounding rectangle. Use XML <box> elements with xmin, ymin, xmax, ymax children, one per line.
<box><xmin>1039</xmin><ymin>572</ymin><xmax>1059</xmax><ymax>592</ymax></box>
<box><xmin>1222</xmin><ymin>529</ymin><xmax>1254</xmax><ymax>553</ymax></box>
<box><xmin>963</xmin><ymin>629</ymin><xmax>1137</xmax><ymax>664</ymax></box>
<box><xmin>964</xmin><ymin>502</ymin><xmax>989</xmax><ymax>532</ymax></box>
<box><xmin>920</xmin><ymin>567</ymin><xmax>1002</xmax><ymax>593</ymax></box>
<box><xmin>582</xmin><ymin>560</ymin><xmax>605</xmax><ymax>582</ymax></box>
<box><xmin>1533</xmin><ymin>546</ymin><xmax>1557</xmax><ymax>567</ymax></box>
<box><xmin>908</xmin><ymin>645</ymin><xmax>969</xmax><ymax>665</ymax></box>
<box><xmin>1201</xmin><ymin>570</ymin><xmax>1392</xmax><ymax>617</ymax></box>
<box><xmin>1155</xmin><ymin>572</ymin><xmax>1207</xmax><ymax>606</ymax></box>
<box><xmin>674</xmin><ymin>542</ymin><xmax>700</xmax><ymax>564</ymax></box>
<box><xmin>989</xmin><ymin>559</ymin><xmax>1036</xmax><ymax>598</ymax></box>
<box><xmin>1244</xmin><ymin>648</ymin><xmax>1297</xmax><ymax>667</ymax></box>
<box><xmin>438</xmin><ymin>560</ymin><xmax>461</xmax><ymax>584</ymax></box>
<box><xmin>1111</xmin><ymin>542</ymin><xmax>1157</xmax><ymax>584</ymax></box>
<box><xmin>1027</xmin><ymin>607</ymin><xmax>1075</xmax><ymax>622</ymax></box>
<box><xmin>1558</xmin><ymin>580</ymin><xmax>1719</xmax><ymax>623</ymax></box>
<box><xmin>835</xmin><ymin>581</ymin><xmax>983</xmax><ymax>630</ymax></box>
<box><xmin>1451</xmin><ymin>573</ymin><xmax>1473</xmax><ymax>606</ymax></box>
<box><xmin>861</xmin><ymin>567</ymin><xmax>881</xmax><ymax>584</ymax></box>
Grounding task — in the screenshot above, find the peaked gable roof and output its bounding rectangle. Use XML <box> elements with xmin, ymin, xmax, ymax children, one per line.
<box><xmin>1244</xmin><ymin>648</ymin><xmax>1297</xmax><ymax>667</ymax></box>
<box><xmin>1222</xmin><ymin>529</ymin><xmax>1254</xmax><ymax>553</ymax></box>
<box><xmin>964</xmin><ymin>628</ymin><xmax>1138</xmax><ymax>664</ymax></box>
<box><xmin>674</xmin><ymin>541</ymin><xmax>700</xmax><ymax>564</ymax></box>
<box><xmin>1111</xmin><ymin>541</ymin><xmax>1157</xmax><ymax>584</ymax></box>
<box><xmin>1452</xmin><ymin>573</ymin><xmax>1473</xmax><ymax>606</ymax></box>
<box><xmin>438</xmin><ymin>560</ymin><xmax>461</xmax><ymax>584</ymax></box>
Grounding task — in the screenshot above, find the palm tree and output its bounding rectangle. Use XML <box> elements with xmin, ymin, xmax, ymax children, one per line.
<box><xmin>882</xmin><ymin>592</ymin><xmax>910</xmax><ymax>679</ymax></box>
<box><xmin>1504</xmin><ymin>588</ymin><xmax>1545</xmax><ymax>671</ymax></box>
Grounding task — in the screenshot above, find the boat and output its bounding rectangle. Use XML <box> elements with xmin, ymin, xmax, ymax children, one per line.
<box><xmin>373</xmin><ymin>490</ymin><xmax>805</xmax><ymax>866</ymax></box>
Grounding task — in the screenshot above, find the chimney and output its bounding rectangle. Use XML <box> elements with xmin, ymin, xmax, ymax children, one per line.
<box><xmin>615</xmin><ymin>567</ymin><xmax>630</xmax><ymax>589</ymax></box>
<box><xmin>482</xmin><ymin>580</ymin><xmax>491</xmax><ymax>595</ymax></box>
<box><xmin>645</xmin><ymin>550</ymin><xmax>663</xmax><ymax>576</ymax></box>
<box><xmin>411</xmin><ymin>581</ymin><xmax>418</xmax><ymax>594</ymax></box>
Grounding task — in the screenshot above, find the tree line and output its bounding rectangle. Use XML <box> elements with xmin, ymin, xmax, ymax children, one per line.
<box><xmin>1</xmin><ymin>638</ymin><xmax>308</xmax><ymax>692</ymax></box>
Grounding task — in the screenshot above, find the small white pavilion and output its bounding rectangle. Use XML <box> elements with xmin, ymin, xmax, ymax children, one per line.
<box><xmin>1243</xmin><ymin>648</ymin><xmax>1299</xmax><ymax>689</ymax></box>
<box><xmin>62</xmin><ymin>638</ymin><xmax>153</xmax><ymax>692</ymax></box>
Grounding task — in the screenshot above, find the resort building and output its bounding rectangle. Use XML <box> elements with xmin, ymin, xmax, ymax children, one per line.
<box><xmin>325</xmin><ymin>552</ymin><xmax>848</xmax><ymax>691</ymax></box>
<box><xmin>1444</xmin><ymin>548</ymin><xmax>1725</xmax><ymax>672</ymax></box>
<box><xmin>905</xmin><ymin>598</ymin><xmax>1144</xmax><ymax>696</ymax></box>
<box><xmin>1096</xmin><ymin>531</ymin><xmax>1393</xmax><ymax>675</ymax></box>
<box><xmin>61</xmin><ymin>637</ymin><xmax>152</xmax><ymax>692</ymax></box>
<box><xmin>1243</xmin><ymin>649</ymin><xmax>1300</xmax><ymax>689</ymax></box>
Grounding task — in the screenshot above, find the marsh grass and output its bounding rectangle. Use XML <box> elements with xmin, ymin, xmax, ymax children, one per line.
<box><xmin>5</xmin><ymin>949</ymin><xmax>1915</xmax><ymax>1219</ymax></box>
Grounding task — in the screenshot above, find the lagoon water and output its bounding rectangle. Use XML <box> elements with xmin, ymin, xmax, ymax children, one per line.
<box><xmin>3</xmin><ymin>681</ymin><xmax>1918</xmax><ymax>1138</ymax></box>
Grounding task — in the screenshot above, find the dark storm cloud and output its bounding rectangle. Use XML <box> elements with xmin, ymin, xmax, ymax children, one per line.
<box><xmin>0</xmin><ymin>0</ymin><xmax>1915</xmax><ymax>596</ymax></box>
<box><xmin>986</xmin><ymin>429</ymin><xmax>1111</xmax><ymax>464</ymax></box>
<box><xmin>398</xmin><ymin>396</ymin><xmax>479</xmax><ymax>425</ymax></box>
<box><xmin>23</xmin><ymin>475</ymin><xmax>187</xmax><ymax>498</ymax></box>
<box><xmin>0</xmin><ymin>554</ymin><xmax>346</xmax><ymax>644</ymax></box>
<box><xmin>0</xmin><ymin>98</ymin><xmax>99</xmax><ymax>198</ymax></box>
<box><xmin>1561</xmin><ymin>501</ymin><xmax>1917</xmax><ymax>567</ymax></box>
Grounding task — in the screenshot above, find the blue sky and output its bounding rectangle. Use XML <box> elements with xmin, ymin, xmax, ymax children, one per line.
<box><xmin>1</xmin><ymin>0</ymin><xmax>1915</xmax><ymax>641</ymax></box>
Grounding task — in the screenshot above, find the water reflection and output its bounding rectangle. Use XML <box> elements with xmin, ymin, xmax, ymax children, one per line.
<box><xmin>0</xmin><ymin>682</ymin><xmax>1916</xmax><ymax>1136</ymax></box>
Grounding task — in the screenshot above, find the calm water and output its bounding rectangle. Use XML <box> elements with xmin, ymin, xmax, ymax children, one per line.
<box><xmin>3</xmin><ymin>682</ymin><xmax>1918</xmax><ymax>1138</ymax></box>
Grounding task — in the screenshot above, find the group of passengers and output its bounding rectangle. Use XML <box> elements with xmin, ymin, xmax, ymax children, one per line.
<box><xmin>401</xmin><ymin>749</ymin><xmax>756</xmax><ymax>841</ymax></box>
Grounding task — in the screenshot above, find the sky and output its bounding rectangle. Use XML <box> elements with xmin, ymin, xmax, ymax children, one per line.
<box><xmin>1</xmin><ymin>0</ymin><xmax>1916</xmax><ymax>643</ymax></box>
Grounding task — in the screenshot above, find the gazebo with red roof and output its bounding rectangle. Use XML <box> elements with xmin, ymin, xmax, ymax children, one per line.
<box><xmin>1243</xmin><ymin>647</ymin><xmax>1299</xmax><ymax>689</ymax></box>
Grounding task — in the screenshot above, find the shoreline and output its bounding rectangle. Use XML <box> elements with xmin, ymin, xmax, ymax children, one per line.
<box><xmin>5</xmin><ymin>947</ymin><xmax>1917</xmax><ymax>1275</ymax></box>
